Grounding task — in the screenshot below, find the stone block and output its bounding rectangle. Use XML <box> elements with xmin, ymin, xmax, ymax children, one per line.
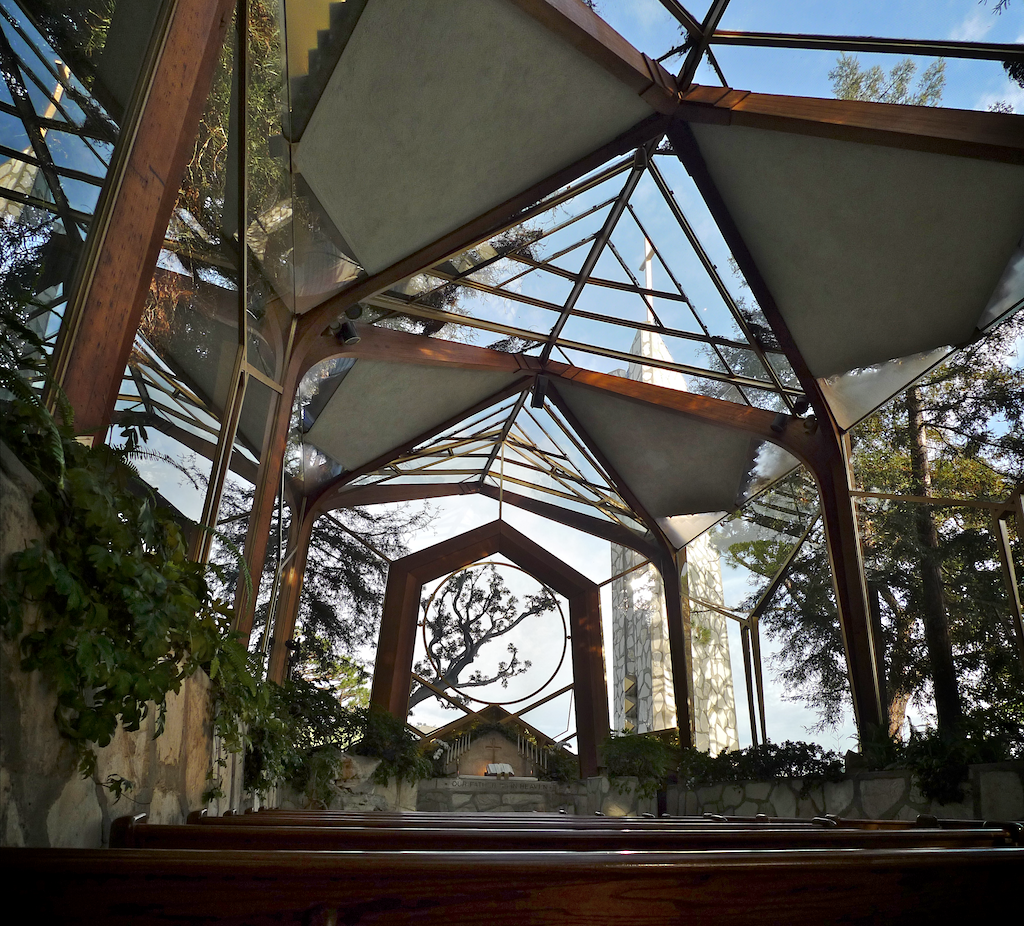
<box><xmin>149</xmin><ymin>788</ymin><xmax>182</xmax><ymax>825</ymax></box>
<box><xmin>602</xmin><ymin>779</ymin><xmax>638</xmax><ymax>817</ymax></box>
<box><xmin>736</xmin><ymin>801</ymin><xmax>758</xmax><ymax>816</ymax></box>
<box><xmin>156</xmin><ymin>687</ymin><xmax>185</xmax><ymax>767</ymax></box>
<box><xmin>341</xmin><ymin>755</ymin><xmax>381</xmax><ymax>782</ymax></box>
<box><xmin>502</xmin><ymin>792</ymin><xmax>541</xmax><ymax>805</ymax></box>
<box><xmin>860</xmin><ymin>775</ymin><xmax>907</xmax><ymax>818</ymax></box>
<box><xmin>932</xmin><ymin>796</ymin><xmax>973</xmax><ymax>819</ymax></box>
<box><xmin>46</xmin><ymin>775</ymin><xmax>102</xmax><ymax>848</ymax></box>
<box><xmin>823</xmin><ymin>779</ymin><xmax>854</xmax><ymax>816</ymax></box>
<box><xmin>745</xmin><ymin>782</ymin><xmax>771</xmax><ymax>801</ymax></box>
<box><xmin>796</xmin><ymin>792</ymin><xmax>822</xmax><ymax>818</ymax></box>
<box><xmin>720</xmin><ymin>784</ymin><xmax>744</xmax><ymax>812</ymax></box>
<box><xmin>450</xmin><ymin>792</ymin><xmax>474</xmax><ymax>808</ymax></box>
<box><xmin>979</xmin><ymin>770</ymin><xmax>1024</xmax><ymax>821</ymax></box>
<box><xmin>769</xmin><ymin>784</ymin><xmax>796</xmax><ymax>818</ymax></box>
<box><xmin>474</xmin><ymin>792</ymin><xmax>501</xmax><ymax>811</ymax></box>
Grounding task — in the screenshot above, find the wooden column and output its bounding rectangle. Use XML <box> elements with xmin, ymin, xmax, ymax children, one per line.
<box><xmin>810</xmin><ymin>429</ymin><xmax>887</xmax><ymax>734</ymax></box>
<box><xmin>267</xmin><ymin>502</ymin><xmax>316</xmax><ymax>684</ymax></box>
<box><xmin>52</xmin><ymin>0</ymin><xmax>236</xmax><ymax>438</ymax></box>
<box><xmin>565</xmin><ymin>587</ymin><xmax>607</xmax><ymax>778</ymax></box>
<box><xmin>233</xmin><ymin>350</ymin><xmax>300</xmax><ymax>639</ymax></box>
<box><xmin>661</xmin><ymin>550</ymin><xmax>695</xmax><ymax>748</ymax></box>
<box><xmin>369</xmin><ymin>521</ymin><xmax>609</xmax><ymax>776</ymax></box>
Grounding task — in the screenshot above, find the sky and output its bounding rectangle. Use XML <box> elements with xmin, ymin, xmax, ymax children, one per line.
<box><xmin>599</xmin><ymin>0</ymin><xmax>1024</xmax><ymax>113</ymax></box>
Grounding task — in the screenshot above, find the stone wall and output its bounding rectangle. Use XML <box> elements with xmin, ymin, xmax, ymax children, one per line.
<box><xmin>1</xmin><ymin>444</ymin><xmax>219</xmax><ymax>847</ymax></box>
<box><xmin>666</xmin><ymin>763</ymin><xmax>1024</xmax><ymax>821</ymax></box>
<box><xmin>417</xmin><ymin>776</ymin><xmax>587</xmax><ymax>813</ymax></box>
<box><xmin>276</xmin><ymin>754</ymin><xmax>419</xmax><ymax>812</ymax></box>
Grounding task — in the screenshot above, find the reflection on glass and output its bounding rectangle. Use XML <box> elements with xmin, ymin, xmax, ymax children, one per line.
<box><xmin>820</xmin><ymin>346</ymin><xmax>951</xmax><ymax>431</ymax></box>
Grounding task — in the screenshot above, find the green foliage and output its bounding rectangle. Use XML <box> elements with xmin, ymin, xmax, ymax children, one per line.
<box><xmin>351</xmin><ymin>707</ymin><xmax>434</xmax><ymax>786</ymax></box>
<box><xmin>677</xmin><ymin>741</ymin><xmax>844</xmax><ymax>795</ymax></box>
<box><xmin>1</xmin><ymin>405</ymin><xmax>236</xmax><ymax>777</ymax></box>
<box><xmin>538</xmin><ymin>743</ymin><xmax>581</xmax><ymax>783</ymax></box>
<box><xmin>1</xmin><ymin>298</ymin><xmax>251</xmax><ymax>788</ymax></box>
<box><xmin>860</xmin><ymin>715</ymin><xmax>1023</xmax><ymax>805</ymax></box>
<box><xmin>829</xmin><ymin>53</ymin><xmax>946</xmax><ymax>106</ymax></box>
<box><xmin>228</xmin><ymin>674</ymin><xmax>365</xmax><ymax>802</ymax></box>
<box><xmin>602</xmin><ymin>731</ymin><xmax>678</xmax><ymax>799</ymax></box>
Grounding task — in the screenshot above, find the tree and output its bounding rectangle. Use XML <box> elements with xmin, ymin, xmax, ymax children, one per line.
<box><xmin>409</xmin><ymin>565</ymin><xmax>557</xmax><ymax>710</ymax></box>
<box><xmin>828</xmin><ymin>54</ymin><xmax>945</xmax><ymax>107</ymax></box>
<box><xmin>210</xmin><ymin>478</ymin><xmax>431</xmax><ymax>698</ymax></box>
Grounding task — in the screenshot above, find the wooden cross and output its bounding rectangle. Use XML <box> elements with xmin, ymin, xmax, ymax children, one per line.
<box><xmin>485</xmin><ymin>744</ymin><xmax>503</xmax><ymax>763</ymax></box>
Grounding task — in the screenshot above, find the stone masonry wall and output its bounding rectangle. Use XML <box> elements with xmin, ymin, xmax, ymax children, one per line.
<box><xmin>666</xmin><ymin>762</ymin><xmax>1024</xmax><ymax>821</ymax></box>
<box><xmin>417</xmin><ymin>777</ymin><xmax>588</xmax><ymax>814</ymax></box>
<box><xmin>1</xmin><ymin>444</ymin><xmax>219</xmax><ymax>847</ymax></box>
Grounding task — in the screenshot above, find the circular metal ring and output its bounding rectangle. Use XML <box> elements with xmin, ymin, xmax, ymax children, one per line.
<box><xmin>419</xmin><ymin>560</ymin><xmax>568</xmax><ymax>708</ymax></box>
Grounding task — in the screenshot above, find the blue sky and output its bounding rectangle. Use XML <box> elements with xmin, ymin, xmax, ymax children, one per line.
<box><xmin>599</xmin><ymin>0</ymin><xmax>1024</xmax><ymax>113</ymax></box>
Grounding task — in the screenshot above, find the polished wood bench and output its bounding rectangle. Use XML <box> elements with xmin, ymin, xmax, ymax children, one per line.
<box><xmin>190</xmin><ymin>808</ymin><xmax>1021</xmax><ymax>836</ymax></box>
<box><xmin>116</xmin><ymin>814</ymin><xmax>1017</xmax><ymax>851</ymax></box>
<box><xmin>5</xmin><ymin>845</ymin><xmax>1021</xmax><ymax>925</ymax></box>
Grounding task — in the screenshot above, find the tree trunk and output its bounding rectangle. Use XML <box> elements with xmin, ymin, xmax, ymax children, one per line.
<box><xmin>905</xmin><ymin>387</ymin><xmax>963</xmax><ymax>738</ymax></box>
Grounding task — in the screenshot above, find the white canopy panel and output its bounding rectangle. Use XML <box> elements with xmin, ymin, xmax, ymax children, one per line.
<box><xmin>296</xmin><ymin>0</ymin><xmax>653</xmax><ymax>275</ymax></box>
<box><xmin>689</xmin><ymin>120</ymin><xmax>1024</xmax><ymax>379</ymax></box>
<box><xmin>304</xmin><ymin>359</ymin><xmax>521</xmax><ymax>472</ymax></box>
<box><xmin>554</xmin><ymin>380</ymin><xmax>761</xmax><ymax>517</ymax></box>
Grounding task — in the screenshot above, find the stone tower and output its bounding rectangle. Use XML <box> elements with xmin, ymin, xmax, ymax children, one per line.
<box><xmin>609</xmin><ymin>321</ymin><xmax>739</xmax><ymax>754</ymax></box>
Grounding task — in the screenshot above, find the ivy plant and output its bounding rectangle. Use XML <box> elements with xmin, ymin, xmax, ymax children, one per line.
<box><xmin>1</xmin><ymin>307</ymin><xmax>242</xmax><ymax>779</ymax></box>
<box><xmin>602</xmin><ymin>730</ymin><xmax>679</xmax><ymax>799</ymax></box>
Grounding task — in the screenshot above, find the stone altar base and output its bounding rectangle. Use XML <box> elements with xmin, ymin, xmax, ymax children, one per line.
<box><xmin>417</xmin><ymin>776</ymin><xmax>587</xmax><ymax>813</ymax></box>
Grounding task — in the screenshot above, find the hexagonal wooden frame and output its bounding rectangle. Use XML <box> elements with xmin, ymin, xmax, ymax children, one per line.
<box><xmin>370</xmin><ymin>520</ymin><xmax>609</xmax><ymax>777</ymax></box>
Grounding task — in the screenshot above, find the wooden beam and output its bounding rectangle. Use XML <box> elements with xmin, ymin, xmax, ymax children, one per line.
<box><xmin>266</xmin><ymin>501</ymin><xmax>316</xmax><ymax>685</ymax></box>
<box><xmin>52</xmin><ymin>0</ymin><xmax>237</xmax><ymax>437</ymax></box>
<box><xmin>668</xmin><ymin>118</ymin><xmax>887</xmax><ymax>740</ymax></box>
<box><xmin>709</xmin><ymin>30</ymin><xmax>1024</xmax><ymax>63</ymax></box>
<box><xmin>674</xmin><ymin>85</ymin><xmax>1024</xmax><ymax>165</ymax></box>
<box><xmin>303</xmin><ymin>378</ymin><xmax>532</xmax><ymax>514</ymax></box>
<box><xmin>508</xmin><ymin>0</ymin><xmax>681</xmax><ymax>113</ymax></box>
<box><xmin>477</xmin><ymin>483</ymin><xmax>660</xmax><ymax>561</ymax></box>
<box><xmin>305</xmin><ymin>325</ymin><xmax>814</xmax><ymax>469</ymax></box>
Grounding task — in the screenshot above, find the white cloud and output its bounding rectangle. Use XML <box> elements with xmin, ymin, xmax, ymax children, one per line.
<box><xmin>950</xmin><ymin>7</ymin><xmax>996</xmax><ymax>42</ymax></box>
<box><xmin>976</xmin><ymin>81</ymin><xmax>1024</xmax><ymax>114</ymax></box>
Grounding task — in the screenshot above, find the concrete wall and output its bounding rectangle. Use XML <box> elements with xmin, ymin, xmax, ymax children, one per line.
<box><xmin>1</xmin><ymin>443</ymin><xmax>218</xmax><ymax>847</ymax></box>
<box><xmin>666</xmin><ymin>763</ymin><xmax>1024</xmax><ymax>821</ymax></box>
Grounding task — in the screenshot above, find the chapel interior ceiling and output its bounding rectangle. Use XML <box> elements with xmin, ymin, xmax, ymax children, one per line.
<box><xmin>21</xmin><ymin>0</ymin><xmax>1008</xmax><ymax>549</ymax></box>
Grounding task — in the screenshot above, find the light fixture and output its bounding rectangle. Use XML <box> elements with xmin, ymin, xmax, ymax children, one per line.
<box><xmin>531</xmin><ymin>374</ymin><xmax>548</xmax><ymax>409</ymax></box>
<box><xmin>770</xmin><ymin>412</ymin><xmax>789</xmax><ymax>434</ymax></box>
<box><xmin>337</xmin><ymin>320</ymin><xmax>360</xmax><ymax>345</ymax></box>
<box><xmin>792</xmin><ymin>397</ymin><xmax>811</xmax><ymax>417</ymax></box>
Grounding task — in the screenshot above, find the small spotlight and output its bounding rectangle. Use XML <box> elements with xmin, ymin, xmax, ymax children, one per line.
<box><xmin>337</xmin><ymin>320</ymin><xmax>360</xmax><ymax>345</ymax></box>
<box><xmin>531</xmin><ymin>374</ymin><xmax>548</xmax><ymax>409</ymax></box>
<box><xmin>345</xmin><ymin>304</ymin><xmax>364</xmax><ymax>320</ymax></box>
<box><xmin>792</xmin><ymin>397</ymin><xmax>810</xmax><ymax>417</ymax></box>
<box><xmin>770</xmin><ymin>412</ymin><xmax>789</xmax><ymax>434</ymax></box>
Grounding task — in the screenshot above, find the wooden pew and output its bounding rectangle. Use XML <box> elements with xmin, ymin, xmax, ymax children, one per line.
<box><xmin>112</xmin><ymin>815</ymin><xmax>1017</xmax><ymax>851</ymax></box>
<box><xmin>190</xmin><ymin>808</ymin><xmax>1021</xmax><ymax>838</ymax></box>
<box><xmin>5</xmin><ymin>845</ymin><xmax>1021</xmax><ymax>925</ymax></box>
